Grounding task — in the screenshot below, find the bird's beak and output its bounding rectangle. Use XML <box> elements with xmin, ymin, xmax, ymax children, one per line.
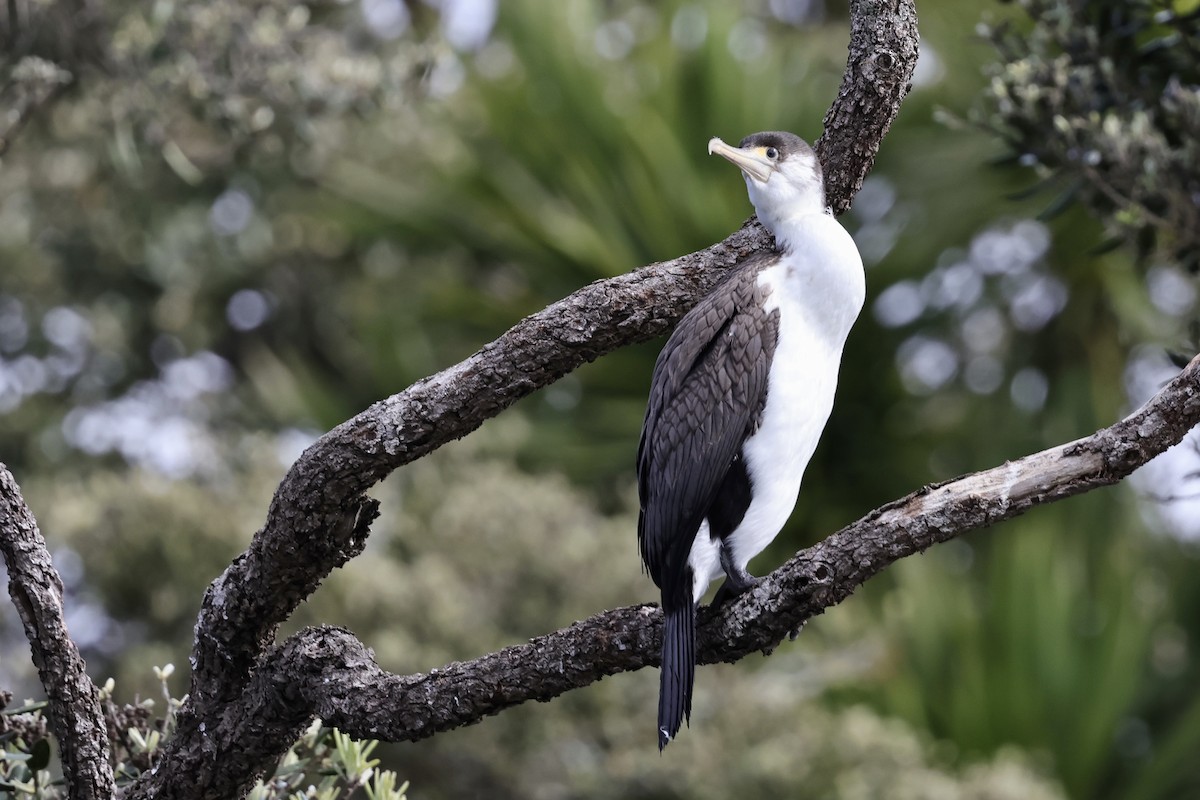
<box><xmin>708</xmin><ymin>137</ymin><xmax>774</xmax><ymax>183</ymax></box>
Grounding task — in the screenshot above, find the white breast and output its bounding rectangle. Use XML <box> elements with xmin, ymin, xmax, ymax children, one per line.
<box><xmin>689</xmin><ymin>213</ymin><xmax>864</xmax><ymax>601</ymax></box>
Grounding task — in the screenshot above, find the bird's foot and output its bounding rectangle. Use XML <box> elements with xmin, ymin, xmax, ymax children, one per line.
<box><xmin>714</xmin><ymin>546</ymin><xmax>760</xmax><ymax>608</ymax></box>
<box><xmin>711</xmin><ymin>574</ymin><xmax>760</xmax><ymax>608</ymax></box>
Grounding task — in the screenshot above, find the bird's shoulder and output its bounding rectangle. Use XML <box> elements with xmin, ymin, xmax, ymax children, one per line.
<box><xmin>637</xmin><ymin>254</ymin><xmax>780</xmax><ymax>505</ymax></box>
<box><xmin>648</xmin><ymin>252</ymin><xmax>779</xmax><ymax>394</ymax></box>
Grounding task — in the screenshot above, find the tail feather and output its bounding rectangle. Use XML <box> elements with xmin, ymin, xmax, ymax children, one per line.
<box><xmin>657</xmin><ymin>600</ymin><xmax>696</xmax><ymax>750</ymax></box>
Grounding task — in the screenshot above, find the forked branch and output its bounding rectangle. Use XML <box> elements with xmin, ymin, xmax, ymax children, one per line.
<box><xmin>163</xmin><ymin>354</ymin><xmax>1200</xmax><ymax>752</ymax></box>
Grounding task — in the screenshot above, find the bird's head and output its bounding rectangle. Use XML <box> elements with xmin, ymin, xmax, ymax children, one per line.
<box><xmin>708</xmin><ymin>131</ymin><xmax>826</xmax><ymax>241</ymax></box>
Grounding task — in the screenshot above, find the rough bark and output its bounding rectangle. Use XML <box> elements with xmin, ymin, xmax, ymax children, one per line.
<box><xmin>0</xmin><ymin>0</ymin><xmax>1039</xmax><ymax>796</ymax></box>
<box><xmin>118</xmin><ymin>3</ymin><xmax>921</xmax><ymax>798</ymax></box>
<box><xmin>118</xmin><ymin>354</ymin><xmax>1200</xmax><ymax>759</ymax></box>
<box><xmin>817</xmin><ymin>0</ymin><xmax>920</xmax><ymax>215</ymax></box>
<box><xmin>0</xmin><ymin>0</ymin><xmax>1195</xmax><ymax>786</ymax></box>
<box><xmin>0</xmin><ymin>466</ymin><xmax>115</xmax><ymax>798</ymax></box>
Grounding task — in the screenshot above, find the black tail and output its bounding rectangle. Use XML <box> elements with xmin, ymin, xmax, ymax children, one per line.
<box><xmin>658</xmin><ymin>598</ymin><xmax>696</xmax><ymax>750</ymax></box>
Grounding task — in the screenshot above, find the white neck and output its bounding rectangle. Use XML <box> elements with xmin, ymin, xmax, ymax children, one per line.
<box><xmin>758</xmin><ymin>201</ymin><xmax>830</xmax><ymax>253</ymax></box>
<box><xmin>746</xmin><ymin>173</ymin><xmax>829</xmax><ymax>254</ymax></box>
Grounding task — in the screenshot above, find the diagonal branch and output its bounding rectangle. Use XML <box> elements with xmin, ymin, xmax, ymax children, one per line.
<box><xmin>0</xmin><ymin>465</ymin><xmax>115</xmax><ymax>798</ymax></box>
<box><xmin>181</xmin><ymin>221</ymin><xmax>771</xmax><ymax>710</ymax></box>
<box><xmin>130</xmin><ymin>1</ymin><xmax>918</xmax><ymax>796</ymax></box>
<box><xmin>181</xmin><ymin>0</ymin><xmax>919</xmax><ymax>715</ymax></box>
<box><xmin>817</xmin><ymin>0</ymin><xmax>919</xmax><ymax>215</ymax></box>
<box><xmin>159</xmin><ymin>353</ymin><xmax>1200</xmax><ymax>767</ymax></box>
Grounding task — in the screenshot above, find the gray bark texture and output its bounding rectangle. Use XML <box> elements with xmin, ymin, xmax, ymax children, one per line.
<box><xmin>4</xmin><ymin>0</ymin><xmax>1193</xmax><ymax>798</ymax></box>
<box><xmin>0</xmin><ymin>467</ymin><xmax>115</xmax><ymax>799</ymax></box>
<box><xmin>124</xmin><ymin>2</ymin><xmax>921</xmax><ymax>797</ymax></box>
<box><xmin>129</xmin><ymin>352</ymin><xmax>1200</xmax><ymax>754</ymax></box>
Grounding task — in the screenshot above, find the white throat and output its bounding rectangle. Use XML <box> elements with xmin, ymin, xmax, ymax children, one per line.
<box><xmin>759</xmin><ymin>201</ymin><xmax>831</xmax><ymax>252</ymax></box>
<box><xmin>745</xmin><ymin>175</ymin><xmax>828</xmax><ymax>254</ymax></box>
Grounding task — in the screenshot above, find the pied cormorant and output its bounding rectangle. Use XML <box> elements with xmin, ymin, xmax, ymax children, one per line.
<box><xmin>637</xmin><ymin>131</ymin><xmax>865</xmax><ymax>750</ymax></box>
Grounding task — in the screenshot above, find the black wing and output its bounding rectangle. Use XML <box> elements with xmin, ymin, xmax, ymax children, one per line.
<box><xmin>637</xmin><ymin>255</ymin><xmax>780</xmax><ymax>603</ymax></box>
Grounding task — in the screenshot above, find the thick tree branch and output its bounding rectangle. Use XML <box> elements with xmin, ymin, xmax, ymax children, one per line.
<box><xmin>134</xmin><ymin>3</ymin><xmax>921</xmax><ymax>797</ymax></box>
<box><xmin>135</xmin><ymin>353</ymin><xmax>1200</xmax><ymax>783</ymax></box>
<box><xmin>180</xmin><ymin>0</ymin><xmax>919</xmax><ymax>714</ymax></box>
<box><xmin>5</xmin><ymin>0</ymin><xmax>1192</xmax><ymax>793</ymax></box>
<box><xmin>817</xmin><ymin>0</ymin><xmax>919</xmax><ymax>215</ymax></box>
<box><xmin>0</xmin><ymin>465</ymin><xmax>115</xmax><ymax>798</ymax></box>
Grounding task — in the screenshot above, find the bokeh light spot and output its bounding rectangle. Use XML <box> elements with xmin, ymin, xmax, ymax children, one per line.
<box><xmin>226</xmin><ymin>289</ymin><xmax>272</xmax><ymax>332</ymax></box>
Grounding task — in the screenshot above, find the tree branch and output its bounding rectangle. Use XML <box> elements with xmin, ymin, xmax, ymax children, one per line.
<box><xmin>817</xmin><ymin>0</ymin><xmax>919</xmax><ymax>215</ymax></box>
<box><xmin>128</xmin><ymin>2</ymin><xmax>920</xmax><ymax>797</ymax></box>
<box><xmin>181</xmin><ymin>0</ymin><xmax>919</xmax><ymax>710</ymax></box>
<box><xmin>123</xmin><ymin>352</ymin><xmax>1200</xmax><ymax>796</ymax></box>
<box><xmin>5</xmin><ymin>0</ymin><xmax>1193</xmax><ymax>793</ymax></box>
<box><xmin>0</xmin><ymin>465</ymin><xmax>115</xmax><ymax>798</ymax></box>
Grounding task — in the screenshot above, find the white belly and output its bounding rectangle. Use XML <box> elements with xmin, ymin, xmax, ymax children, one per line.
<box><xmin>732</xmin><ymin>324</ymin><xmax>837</xmax><ymax>568</ymax></box>
<box><xmin>687</xmin><ymin>228</ymin><xmax>864</xmax><ymax>603</ymax></box>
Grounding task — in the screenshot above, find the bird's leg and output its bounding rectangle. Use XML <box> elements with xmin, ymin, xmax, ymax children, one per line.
<box><xmin>711</xmin><ymin>548</ymin><xmax>805</xmax><ymax>639</ymax></box>
<box><xmin>711</xmin><ymin>543</ymin><xmax>759</xmax><ymax>608</ymax></box>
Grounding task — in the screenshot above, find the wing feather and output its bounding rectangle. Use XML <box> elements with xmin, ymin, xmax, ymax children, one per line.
<box><xmin>637</xmin><ymin>256</ymin><xmax>779</xmax><ymax>601</ymax></box>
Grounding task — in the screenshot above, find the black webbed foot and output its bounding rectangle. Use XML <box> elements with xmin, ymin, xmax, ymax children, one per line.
<box><xmin>710</xmin><ymin>573</ymin><xmax>760</xmax><ymax>608</ymax></box>
<box><xmin>712</xmin><ymin>540</ymin><xmax>759</xmax><ymax>608</ymax></box>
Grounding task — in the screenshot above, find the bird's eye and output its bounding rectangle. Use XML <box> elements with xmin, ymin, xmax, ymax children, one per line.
<box><xmin>765</xmin><ymin>147</ymin><xmax>779</xmax><ymax>160</ymax></box>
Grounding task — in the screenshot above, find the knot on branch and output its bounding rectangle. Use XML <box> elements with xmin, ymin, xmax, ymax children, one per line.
<box><xmin>266</xmin><ymin>626</ymin><xmax>381</xmax><ymax>708</ymax></box>
<box><xmin>855</xmin><ymin>47</ymin><xmax>911</xmax><ymax>96</ymax></box>
<box><xmin>1104</xmin><ymin>438</ymin><xmax>1152</xmax><ymax>479</ymax></box>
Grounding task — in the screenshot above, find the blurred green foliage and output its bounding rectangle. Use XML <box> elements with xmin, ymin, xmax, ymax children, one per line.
<box><xmin>2</xmin><ymin>0</ymin><xmax>1200</xmax><ymax>796</ymax></box>
<box><xmin>977</xmin><ymin>0</ymin><xmax>1200</xmax><ymax>275</ymax></box>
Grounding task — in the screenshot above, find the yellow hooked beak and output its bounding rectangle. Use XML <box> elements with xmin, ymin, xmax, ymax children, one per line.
<box><xmin>708</xmin><ymin>137</ymin><xmax>774</xmax><ymax>183</ymax></box>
